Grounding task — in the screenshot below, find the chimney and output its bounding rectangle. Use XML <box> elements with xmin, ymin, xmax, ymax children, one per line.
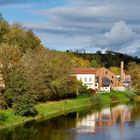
<box><xmin>120</xmin><ymin>61</ymin><xmax>124</xmax><ymax>81</ymax></box>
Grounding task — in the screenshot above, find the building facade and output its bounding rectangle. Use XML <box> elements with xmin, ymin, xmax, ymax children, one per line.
<box><xmin>74</xmin><ymin>68</ymin><xmax>96</xmax><ymax>89</ymax></box>
<box><xmin>74</xmin><ymin>61</ymin><xmax>131</xmax><ymax>92</ymax></box>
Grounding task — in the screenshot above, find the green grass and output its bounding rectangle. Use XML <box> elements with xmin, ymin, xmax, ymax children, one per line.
<box><xmin>0</xmin><ymin>90</ymin><xmax>136</xmax><ymax>130</ymax></box>
<box><xmin>0</xmin><ymin>97</ymin><xmax>93</xmax><ymax>129</ymax></box>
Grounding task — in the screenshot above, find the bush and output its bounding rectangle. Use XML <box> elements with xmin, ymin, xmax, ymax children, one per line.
<box><xmin>0</xmin><ymin>96</ymin><xmax>7</xmax><ymax>109</ymax></box>
<box><xmin>93</xmin><ymin>94</ymin><xmax>103</xmax><ymax>105</ymax></box>
<box><xmin>109</xmin><ymin>90</ymin><xmax>119</xmax><ymax>101</ymax></box>
<box><xmin>0</xmin><ymin>113</ymin><xmax>7</xmax><ymax>122</ymax></box>
<box><xmin>78</xmin><ymin>85</ymin><xmax>91</xmax><ymax>97</ymax></box>
<box><xmin>14</xmin><ymin>94</ymin><xmax>38</xmax><ymax>117</ymax></box>
<box><xmin>125</xmin><ymin>91</ymin><xmax>136</xmax><ymax>101</ymax></box>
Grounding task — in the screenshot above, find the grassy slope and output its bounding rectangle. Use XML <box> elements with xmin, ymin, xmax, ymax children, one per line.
<box><xmin>0</xmin><ymin>91</ymin><xmax>134</xmax><ymax>130</ymax></box>
<box><xmin>0</xmin><ymin>97</ymin><xmax>93</xmax><ymax>129</ymax></box>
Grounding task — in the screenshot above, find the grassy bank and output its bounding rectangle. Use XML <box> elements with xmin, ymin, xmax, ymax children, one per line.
<box><xmin>0</xmin><ymin>90</ymin><xmax>135</xmax><ymax>130</ymax></box>
<box><xmin>0</xmin><ymin>97</ymin><xmax>93</xmax><ymax>130</ymax></box>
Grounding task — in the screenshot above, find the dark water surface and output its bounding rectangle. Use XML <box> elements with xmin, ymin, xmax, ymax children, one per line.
<box><xmin>0</xmin><ymin>103</ymin><xmax>140</xmax><ymax>140</ymax></box>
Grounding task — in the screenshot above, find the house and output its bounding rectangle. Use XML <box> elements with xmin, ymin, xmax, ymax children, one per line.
<box><xmin>74</xmin><ymin>61</ymin><xmax>131</xmax><ymax>92</ymax></box>
<box><xmin>113</xmin><ymin>61</ymin><xmax>131</xmax><ymax>91</ymax></box>
<box><xmin>73</xmin><ymin>68</ymin><xmax>96</xmax><ymax>89</ymax></box>
<box><xmin>100</xmin><ymin>77</ymin><xmax>111</xmax><ymax>92</ymax></box>
<box><xmin>95</xmin><ymin>67</ymin><xmax>122</xmax><ymax>92</ymax></box>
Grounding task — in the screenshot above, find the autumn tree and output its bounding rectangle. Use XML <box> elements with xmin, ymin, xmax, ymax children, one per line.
<box><xmin>22</xmin><ymin>48</ymin><xmax>78</xmax><ymax>102</ymax></box>
<box><xmin>128</xmin><ymin>62</ymin><xmax>140</xmax><ymax>93</ymax></box>
<box><xmin>0</xmin><ymin>20</ymin><xmax>9</xmax><ymax>43</ymax></box>
<box><xmin>67</xmin><ymin>52</ymin><xmax>90</xmax><ymax>68</ymax></box>
<box><xmin>109</xmin><ymin>67</ymin><xmax>120</xmax><ymax>75</ymax></box>
<box><xmin>0</xmin><ymin>45</ymin><xmax>37</xmax><ymax>115</ymax></box>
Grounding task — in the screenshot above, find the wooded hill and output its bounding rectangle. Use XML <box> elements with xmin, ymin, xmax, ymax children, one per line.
<box><xmin>70</xmin><ymin>50</ymin><xmax>140</xmax><ymax>68</ymax></box>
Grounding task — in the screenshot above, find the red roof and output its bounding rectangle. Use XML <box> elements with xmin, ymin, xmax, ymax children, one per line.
<box><xmin>73</xmin><ymin>68</ymin><xmax>97</xmax><ymax>74</ymax></box>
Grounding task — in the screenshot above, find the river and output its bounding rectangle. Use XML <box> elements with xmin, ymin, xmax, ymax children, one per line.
<box><xmin>0</xmin><ymin>103</ymin><xmax>140</xmax><ymax>140</ymax></box>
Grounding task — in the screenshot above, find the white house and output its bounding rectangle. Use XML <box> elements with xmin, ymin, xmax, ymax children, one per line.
<box><xmin>74</xmin><ymin>68</ymin><xmax>96</xmax><ymax>90</ymax></box>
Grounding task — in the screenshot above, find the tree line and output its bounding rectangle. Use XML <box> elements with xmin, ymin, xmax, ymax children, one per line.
<box><xmin>0</xmin><ymin>16</ymin><xmax>88</xmax><ymax>116</ymax></box>
<box><xmin>72</xmin><ymin>50</ymin><xmax>140</xmax><ymax>68</ymax></box>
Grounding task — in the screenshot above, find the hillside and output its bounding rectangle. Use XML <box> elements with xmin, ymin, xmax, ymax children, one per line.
<box><xmin>69</xmin><ymin>50</ymin><xmax>140</xmax><ymax>68</ymax></box>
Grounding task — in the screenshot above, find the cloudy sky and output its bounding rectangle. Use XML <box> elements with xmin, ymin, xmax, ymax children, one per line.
<box><xmin>0</xmin><ymin>0</ymin><xmax>140</xmax><ymax>56</ymax></box>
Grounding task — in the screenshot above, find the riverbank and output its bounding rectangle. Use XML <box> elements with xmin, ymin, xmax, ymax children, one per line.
<box><xmin>0</xmin><ymin>97</ymin><xmax>94</xmax><ymax>130</ymax></box>
<box><xmin>0</xmin><ymin>91</ymin><xmax>135</xmax><ymax>130</ymax></box>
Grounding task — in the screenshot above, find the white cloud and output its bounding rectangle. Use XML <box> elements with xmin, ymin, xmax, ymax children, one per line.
<box><xmin>100</xmin><ymin>21</ymin><xmax>137</xmax><ymax>46</ymax></box>
<box><xmin>119</xmin><ymin>39</ymin><xmax>140</xmax><ymax>56</ymax></box>
<box><xmin>17</xmin><ymin>0</ymin><xmax>140</xmax><ymax>56</ymax></box>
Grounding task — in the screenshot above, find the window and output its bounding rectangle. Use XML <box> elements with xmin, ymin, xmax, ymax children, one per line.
<box><xmin>85</xmin><ymin>77</ymin><xmax>87</xmax><ymax>82</ymax></box>
<box><xmin>89</xmin><ymin>77</ymin><xmax>92</xmax><ymax>82</ymax></box>
<box><xmin>80</xmin><ymin>77</ymin><xmax>82</xmax><ymax>81</ymax></box>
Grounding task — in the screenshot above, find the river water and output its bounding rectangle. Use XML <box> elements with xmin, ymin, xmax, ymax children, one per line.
<box><xmin>0</xmin><ymin>103</ymin><xmax>140</xmax><ymax>140</ymax></box>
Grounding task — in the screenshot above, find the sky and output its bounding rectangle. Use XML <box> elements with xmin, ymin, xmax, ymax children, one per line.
<box><xmin>0</xmin><ymin>0</ymin><xmax>140</xmax><ymax>56</ymax></box>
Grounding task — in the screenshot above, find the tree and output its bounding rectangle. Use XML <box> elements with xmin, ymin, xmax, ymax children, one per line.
<box><xmin>90</xmin><ymin>59</ymin><xmax>100</xmax><ymax>68</ymax></box>
<box><xmin>3</xmin><ymin>24</ymin><xmax>42</xmax><ymax>53</ymax></box>
<box><xmin>4</xmin><ymin>67</ymin><xmax>37</xmax><ymax>116</ymax></box>
<box><xmin>67</xmin><ymin>53</ymin><xmax>90</xmax><ymax>68</ymax></box>
<box><xmin>109</xmin><ymin>67</ymin><xmax>120</xmax><ymax>75</ymax></box>
<box><xmin>128</xmin><ymin>62</ymin><xmax>140</xmax><ymax>93</ymax></box>
<box><xmin>0</xmin><ymin>44</ymin><xmax>22</xmax><ymax>86</ymax></box>
<box><xmin>21</xmin><ymin>48</ymin><xmax>78</xmax><ymax>102</ymax></box>
<box><xmin>0</xmin><ymin>20</ymin><xmax>9</xmax><ymax>43</ymax></box>
<box><xmin>0</xmin><ymin>44</ymin><xmax>37</xmax><ymax>116</ymax></box>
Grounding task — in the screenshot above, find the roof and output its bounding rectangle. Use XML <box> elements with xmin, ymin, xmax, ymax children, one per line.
<box><xmin>102</xmin><ymin>77</ymin><xmax>111</xmax><ymax>86</ymax></box>
<box><xmin>73</xmin><ymin>68</ymin><xmax>97</xmax><ymax>74</ymax></box>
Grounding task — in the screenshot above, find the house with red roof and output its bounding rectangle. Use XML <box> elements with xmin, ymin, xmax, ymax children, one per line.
<box><xmin>73</xmin><ymin>68</ymin><xmax>97</xmax><ymax>90</ymax></box>
<box><xmin>74</xmin><ymin>61</ymin><xmax>131</xmax><ymax>92</ymax></box>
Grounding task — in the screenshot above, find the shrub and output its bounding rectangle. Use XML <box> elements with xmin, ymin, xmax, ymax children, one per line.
<box><xmin>14</xmin><ymin>94</ymin><xmax>38</xmax><ymax>117</ymax></box>
<box><xmin>0</xmin><ymin>113</ymin><xmax>7</xmax><ymax>122</ymax></box>
<box><xmin>93</xmin><ymin>94</ymin><xmax>103</xmax><ymax>105</ymax></box>
<box><xmin>125</xmin><ymin>91</ymin><xmax>136</xmax><ymax>101</ymax></box>
<box><xmin>78</xmin><ymin>84</ymin><xmax>91</xmax><ymax>97</ymax></box>
<box><xmin>109</xmin><ymin>90</ymin><xmax>119</xmax><ymax>101</ymax></box>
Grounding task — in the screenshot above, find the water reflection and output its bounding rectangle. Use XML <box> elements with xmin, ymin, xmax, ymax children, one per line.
<box><xmin>76</xmin><ymin>104</ymin><xmax>132</xmax><ymax>135</ymax></box>
<box><xmin>0</xmin><ymin>103</ymin><xmax>140</xmax><ymax>140</ymax></box>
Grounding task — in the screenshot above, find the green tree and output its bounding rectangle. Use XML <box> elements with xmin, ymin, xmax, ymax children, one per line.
<box><xmin>109</xmin><ymin>67</ymin><xmax>120</xmax><ymax>75</ymax></box>
<box><xmin>0</xmin><ymin>20</ymin><xmax>9</xmax><ymax>43</ymax></box>
<box><xmin>0</xmin><ymin>44</ymin><xmax>37</xmax><ymax>116</ymax></box>
<box><xmin>22</xmin><ymin>48</ymin><xmax>78</xmax><ymax>101</ymax></box>
<box><xmin>4</xmin><ymin>67</ymin><xmax>37</xmax><ymax>116</ymax></box>
<box><xmin>3</xmin><ymin>24</ymin><xmax>42</xmax><ymax>53</ymax></box>
<box><xmin>128</xmin><ymin>62</ymin><xmax>140</xmax><ymax>93</ymax></box>
<box><xmin>90</xmin><ymin>59</ymin><xmax>100</xmax><ymax>68</ymax></box>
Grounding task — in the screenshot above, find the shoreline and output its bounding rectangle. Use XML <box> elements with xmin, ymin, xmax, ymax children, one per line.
<box><xmin>0</xmin><ymin>92</ymin><xmax>135</xmax><ymax>130</ymax></box>
<box><xmin>0</xmin><ymin>97</ymin><xmax>94</xmax><ymax>130</ymax></box>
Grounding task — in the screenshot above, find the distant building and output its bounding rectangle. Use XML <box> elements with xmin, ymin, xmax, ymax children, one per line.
<box><xmin>73</xmin><ymin>68</ymin><xmax>96</xmax><ymax>89</ymax></box>
<box><xmin>95</xmin><ymin>67</ymin><xmax>122</xmax><ymax>92</ymax></box>
<box><xmin>74</xmin><ymin>61</ymin><xmax>131</xmax><ymax>93</ymax></box>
